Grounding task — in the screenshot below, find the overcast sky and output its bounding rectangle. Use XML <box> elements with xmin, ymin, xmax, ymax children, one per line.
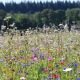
<box><xmin>0</xmin><ymin>0</ymin><xmax>79</xmax><ymax>3</ymax></box>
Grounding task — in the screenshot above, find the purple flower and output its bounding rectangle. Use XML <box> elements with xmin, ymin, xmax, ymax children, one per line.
<box><xmin>74</xmin><ymin>63</ymin><xmax>78</xmax><ymax>67</ymax></box>
<box><xmin>31</xmin><ymin>47</ymin><xmax>39</xmax><ymax>53</ymax></box>
<box><xmin>31</xmin><ymin>47</ymin><xmax>36</xmax><ymax>53</ymax></box>
<box><xmin>63</xmin><ymin>68</ymin><xmax>66</xmax><ymax>70</ymax></box>
<box><xmin>39</xmin><ymin>53</ymin><xmax>44</xmax><ymax>60</ymax></box>
<box><xmin>77</xmin><ymin>78</ymin><xmax>80</xmax><ymax>80</ymax></box>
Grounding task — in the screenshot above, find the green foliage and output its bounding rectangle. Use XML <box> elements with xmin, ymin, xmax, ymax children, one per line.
<box><xmin>55</xmin><ymin>10</ymin><xmax>66</xmax><ymax>23</ymax></box>
<box><xmin>0</xmin><ymin>9</ymin><xmax>6</xmax><ymax>19</ymax></box>
<box><xmin>0</xmin><ymin>10</ymin><xmax>6</xmax><ymax>26</ymax></box>
<box><xmin>1</xmin><ymin>8</ymin><xmax>80</xmax><ymax>29</ymax></box>
<box><xmin>66</xmin><ymin>8</ymin><xmax>80</xmax><ymax>21</ymax></box>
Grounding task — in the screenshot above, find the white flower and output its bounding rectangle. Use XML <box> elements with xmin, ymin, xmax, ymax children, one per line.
<box><xmin>63</xmin><ymin>68</ymin><xmax>72</xmax><ymax>72</ymax></box>
<box><xmin>1</xmin><ymin>25</ymin><xmax>6</xmax><ymax>30</ymax></box>
<box><xmin>9</xmin><ymin>22</ymin><xmax>15</xmax><ymax>27</ymax></box>
<box><xmin>20</xmin><ymin>77</ymin><xmax>26</xmax><ymax>80</ymax></box>
<box><xmin>4</xmin><ymin>16</ymin><xmax>11</xmax><ymax>21</ymax></box>
<box><xmin>61</xmin><ymin>57</ymin><xmax>65</xmax><ymax>61</ymax></box>
<box><xmin>54</xmin><ymin>29</ymin><xmax>58</xmax><ymax>33</ymax></box>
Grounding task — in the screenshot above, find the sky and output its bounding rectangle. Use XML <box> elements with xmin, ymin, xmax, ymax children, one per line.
<box><xmin>0</xmin><ymin>0</ymin><xmax>79</xmax><ymax>3</ymax></box>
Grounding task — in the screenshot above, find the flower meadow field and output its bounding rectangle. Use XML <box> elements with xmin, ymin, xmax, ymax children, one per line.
<box><xmin>0</xmin><ymin>29</ymin><xmax>80</xmax><ymax>80</ymax></box>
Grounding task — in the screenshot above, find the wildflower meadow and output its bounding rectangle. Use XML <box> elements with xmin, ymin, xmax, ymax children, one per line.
<box><xmin>0</xmin><ymin>29</ymin><xmax>80</xmax><ymax>80</ymax></box>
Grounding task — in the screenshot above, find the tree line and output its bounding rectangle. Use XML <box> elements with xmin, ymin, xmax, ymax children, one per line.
<box><xmin>0</xmin><ymin>1</ymin><xmax>80</xmax><ymax>13</ymax></box>
<box><xmin>0</xmin><ymin>1</ymin><xmax>80</xmax><ymax>29</ymax></box>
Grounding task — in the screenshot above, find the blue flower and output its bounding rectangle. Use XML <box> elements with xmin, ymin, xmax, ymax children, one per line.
<box><xmin>77</xmin><ymin>78</ymin><xmax>80</xmax><ymax>80</ymax></box>
<box><xmin>74</xmin><ymin>63</ymin><xmax>78</xmax><ymax>67</ymax></box>
<box><xmin>63</xmin><ymin>68</ymin><xmax>66</xmax><ymax>70</ymax></box>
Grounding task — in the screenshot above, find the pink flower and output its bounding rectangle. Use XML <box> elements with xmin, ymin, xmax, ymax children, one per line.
<box><xmin>48</xmin><ymin>57</ymin><xmax>53</xmax><ymax>61</ymax></box>
<box><xmin>31</xmin><ymin>54</ymin><xmax>38</xmax><ymax>61</ymax></box>
<box><xmin>33</xmin><ymin>57</ymin><xmax>38</xmax><ymax>61</ymax></box>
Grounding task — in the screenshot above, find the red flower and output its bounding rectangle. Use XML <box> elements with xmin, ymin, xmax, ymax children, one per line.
<box><xmin>60</xmin><ymin>61</ymin><xmax>64</xmax><ymax>65</ymax></box>
<box><xmin>51</xmin><ymin>74</ymin><xmax>60</xmax><ymax>79</ymax></box>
